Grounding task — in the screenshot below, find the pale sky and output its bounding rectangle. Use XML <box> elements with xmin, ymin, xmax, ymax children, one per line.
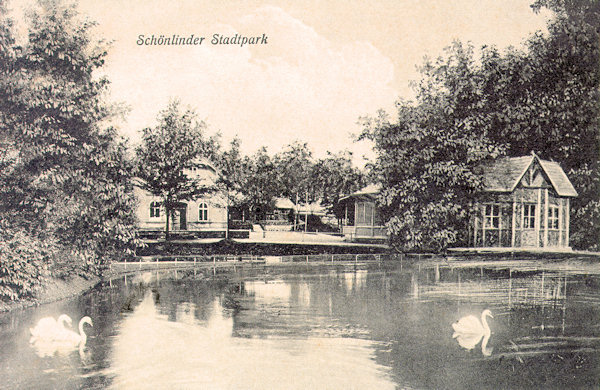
<box><xmin>10</xmin><ymin>0</ymin><xmax>552</xmax><ymax>164</ymax></box>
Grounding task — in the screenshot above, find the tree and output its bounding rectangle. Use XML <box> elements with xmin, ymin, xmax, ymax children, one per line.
<box><xmin>0</xmin><ymin>0</ymin><xmax>138</xmax><ymax>285</ymax></box>
<box><xmin>311</xmin><ymin>151</ymin><xmax>365</xmax><ymax>211</ymax></box>
<box><xmin>135</xmin><ymin>100</ymin><xmax>218</xmax><ymax>239</ymax></box>
<box><xmin>361</xmin><ymin>40</ymin><xmax>505</xmax><ymax>251</ymax></box>
<box><xmin>274</xmin><ymin>141</ymin><xmax>314</xmax><ymax>200</ymax></box>
<box><xmin>242</xmin><ymin>148</ymin><xmax>279</xmax><ymax>221</ymax></box>
<box><xmin>273</xmin><ymin>142</ymin><xmax>315</xmax><ymax>229</ymax></box>
<box><xmin>360</xmin><ymin>85</ymin><xmax>503</xmax><ymax>251</ymax></box>
<box><xmin>214</xmin><ymin>137</ymin><xmax>247</xmax><ymax>237</ymax></box>
<box><xmin>363</xmin><ymin>0</ymin><xmax>599</xmax><ymax>251</ymax></box>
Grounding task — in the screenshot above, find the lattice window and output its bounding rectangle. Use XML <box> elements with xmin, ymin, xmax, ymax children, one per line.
<box><xmin>523</xmin><ymin>204</ymin><xmax>536</xmax><ymax>229</ymax></box>
<box><xmin>548</xmin><ymin>205</ymin><xmax>559</xmax><ymax>230</ymax></box>
<box><xmin>484</xmin><ymin>204</ymin><xmax>500</xmax><ymax>229</ymax></box>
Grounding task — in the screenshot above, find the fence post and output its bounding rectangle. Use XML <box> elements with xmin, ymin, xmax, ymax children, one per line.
<box><xmin>355</xmin><ymin>254</ymin><xmax>358</xmax><ymax>266</ymax></box>
<box><xmin>306</xmin><ymin>255</ymin><xmax>309</xmax><ymax>263</ymax></box>
<box><xmin>331</xmin><ymin>254</ymin><xmax>334</xmax><ymax>263</ymax></box>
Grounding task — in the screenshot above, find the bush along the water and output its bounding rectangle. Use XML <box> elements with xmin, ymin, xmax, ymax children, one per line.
<box><xmin>0</xmin><ymin>223</ymin><xmax>52</xmax><ymax>302</ymax></box>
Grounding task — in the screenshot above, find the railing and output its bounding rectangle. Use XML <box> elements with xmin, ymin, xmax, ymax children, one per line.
<box><xmin>258</xmin><ymin>220</ymin><xmax>293</xmax><ymax>225</ymax></box>
<box><xmin>109</xmin><ymin>252</ymin><xmax>442</xmax><ymax>275</ymax></box>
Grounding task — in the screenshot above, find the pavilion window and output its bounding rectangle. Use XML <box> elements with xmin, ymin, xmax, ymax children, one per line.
<box><xmin>356</xmin><ymin>202</ymin><xmax>374</xmax><ymax>225</ymax></box>
<box><xmin>523</xmin><ymin>204</ymin><xmax>536</xmax><ymax>229</ymax></box>
<box><xmin>484</xmin><ymin>204</ymin><xmax>500</xmax><ymax>229</ymax></box>
<box><xmin>548</xmin><ymin>205</ymin><xmax>559</xmax><ymax>230</ymax></box>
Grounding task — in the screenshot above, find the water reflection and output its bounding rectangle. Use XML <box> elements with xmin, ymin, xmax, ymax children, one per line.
<box><xmin>245</xmin><ymin>280</ymin><xmax>291</xmax><ymax>302</ymax></box>
<box><xmin>0</xmin><ymin>262</ymin><xmax>598</xmax><ymax>389</ymax></box>
<box><xmin>110</xmin><ymin>290</ymin><xmax>395</xmax><ymax>389</ymax></box>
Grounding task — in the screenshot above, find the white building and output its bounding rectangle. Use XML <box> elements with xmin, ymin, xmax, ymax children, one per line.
<box><xmin>134</xmin><ymin>161</ymin><xmax>228</xmax><ymax>236</ymax></box>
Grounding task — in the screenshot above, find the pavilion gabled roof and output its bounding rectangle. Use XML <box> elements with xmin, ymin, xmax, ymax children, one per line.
<box><xmin>480</xmin><ymin>154</ymin><xmax>577</xmax><ymax>197</ymax></box>
<box><xmin>339</xmin><ymin>184</ymin><xmax>381</xmax><ymax>201</ymax></box>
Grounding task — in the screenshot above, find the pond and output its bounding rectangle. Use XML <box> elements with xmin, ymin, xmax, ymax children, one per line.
<box><xmin>0</xmin><ymin>261</ymin><xmax>599</xmax><ymax>389</ymax></box>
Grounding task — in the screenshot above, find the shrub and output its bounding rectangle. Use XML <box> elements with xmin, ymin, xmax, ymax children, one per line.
<box><xmin>0</xmin><ymin>223</ymin><xmax>52</xmax><ymax>301</ymax></box>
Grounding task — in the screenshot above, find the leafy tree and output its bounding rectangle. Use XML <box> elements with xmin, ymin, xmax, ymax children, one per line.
<box><xmin>273</xmin><ymin>141</ymin><xmax>316</xmax><ymax>229</ymax></box>
<box><xmin>363</xmin><ymin>0</ymin><xmax>599</xmax><ymax>251</ymax></box>
<box><xmin>443</xmin><ymin>1</ymin><xmax>600</xmax><ymax>249</ymax></box>
<box><xmin>242</xmin><ymin>148</ymin><xmax>280</xmax><ymax>221</ymax></box>
<box><xmin>524</xmin><ymin>0</ymin><xmax>599</xmax><ymax>249</ymax></box>
<box><xmin>274</xmin><ymin>141</ymin><xmax>314</xmax><ymax>202</ymax></box>
<box><xmin>135</xmin><ymin>100</ymin><xmax>219</xmax><ymax>239</ymax></box>
<box><xmin>360</xmin><ymin>64</ymin><xmax>503</xmax><ymax>251</ymax></box>
<box><xmin>0</xmin><ymin>220</ymin><xmax>53</xmax><ymax>301</ymax></box>
<box><xmin>311</xmin><ymin>151</ymin><xmax>365</xmax><ymax>211</ymax></box>
<box><xmin>0</xmin><ymin>0</ymin><xmax>138</xmax><ymax>284</ymax></box>
<box><xmin>214</xmin><ymin>137</ymin><xmax>247</xmax><ymax>235</ymax></box>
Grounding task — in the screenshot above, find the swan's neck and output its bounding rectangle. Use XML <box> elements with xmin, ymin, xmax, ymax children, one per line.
<box><xmin>481</xmin><ymin>332</ymin><xmax>493</xmax><ymax>356</ymax></box>
<box><xmin>58</xmin><ymin>315</ymin><xmax>71</xmax><ymax>328</ymax></box>
<box><xmin>78</xmin><ymin>320</ymin><xmax>88</xmax><ymax>345</ymax></box>
<box><xmin>481</xmin><ymin>313</ymin><xmax>491</xmax><ymax>335</ymax></box>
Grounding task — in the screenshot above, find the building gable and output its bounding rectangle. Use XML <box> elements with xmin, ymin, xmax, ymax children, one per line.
<box><xmin>480</xmin><ymin>154</ymin><xmax>577</xmax><ymax>197</ymax></box>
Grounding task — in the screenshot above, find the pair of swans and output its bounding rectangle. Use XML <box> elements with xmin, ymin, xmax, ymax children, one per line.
<box><xmin>30</xmin><ymin>314</ymin><xmax>93</xmax><ymax>347</ymax></box>
<box><xmin>452</xmin><ymin>309</ymin><xmax>493</xmax><ymax>356</ymax></box>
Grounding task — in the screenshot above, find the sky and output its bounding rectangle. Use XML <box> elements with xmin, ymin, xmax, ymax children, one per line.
<box><xmin>10</xmin><ymin>0</ymin><xmax>552</xmax><ymax>164</ymax></box>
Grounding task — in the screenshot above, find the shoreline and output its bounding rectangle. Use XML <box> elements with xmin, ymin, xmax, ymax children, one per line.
<box><xmin>0</xmin><ymin>275</ymin><xmax>101</xmax><ymax>313</ymax></box>
<box><xmin>2</xmin><ymin>250</ymin><xmax>599</xmax><ymax>313</ymax></box>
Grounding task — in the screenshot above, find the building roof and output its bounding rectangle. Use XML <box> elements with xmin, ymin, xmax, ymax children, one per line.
<box><xmin>296</xmin><ymin>201</ymin><xmax>327</xmax><ymax>215</ymax></box>
<box><xmin>274</xmin><ymin>197</ymin><xmax>295</xmax><ymax>209</ymax></box>
<box><xmin>339</xmin><ymin>184</ymin><xmax>381</xmax><ymax>201</ymax></box>
<box><xmin>480</xmin><ymin>154</ymin><xmax>577</xmax><ymax>197</ymax></box>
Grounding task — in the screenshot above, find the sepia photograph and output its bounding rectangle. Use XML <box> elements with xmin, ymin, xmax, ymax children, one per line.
<box><xmin>0</xmin><ymin>0</ymin><xmax>598</xmax><ymax>388</ymax></box>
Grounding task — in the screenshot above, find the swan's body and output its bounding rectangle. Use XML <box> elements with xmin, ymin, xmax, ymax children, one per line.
<box><xmin>30</xmin><ymin>314</ymin><xmax>73</xmax><ymax>342</ymax></box>
<box><xmin>452</xmin><ymin>309</ymin><xmax>492</xmax><ymax>336</ymax></box>
<box><xmin>452</xmin><ymin>309</ymin><xmax>493</xmax><ymax>355</ymax></box>
<box><xmin>53</xmin><ymin>316</ymin><xmax>93</xmax><ymax>347</ymax></box>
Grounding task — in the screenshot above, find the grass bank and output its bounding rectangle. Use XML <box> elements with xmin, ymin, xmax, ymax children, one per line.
<box><xmin>0</xmin><ymin>275</ymin><xmax>100</xmax><ymax>313</ymax></box>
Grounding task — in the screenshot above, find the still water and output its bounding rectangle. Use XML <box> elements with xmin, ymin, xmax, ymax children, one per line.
<box><xmin>0</xmin><ymin>261</ymin><xmax>598</xmax><ymax>389</ymax></box>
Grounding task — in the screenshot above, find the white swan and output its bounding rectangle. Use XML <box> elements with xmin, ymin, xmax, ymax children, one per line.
<box><xmin>53</xmin><ymin>316</ymin><xmax>93</xmax><ymax>347</ymax></box>
<box><xmin>452</xmin><ymin>309</ymin><xmax>494</xmax><ymax>356</ymax></box>
<box><xmin>30</xmin><ymin>314</ymin><xmax>73</xmax><ymax>342</ymax></box>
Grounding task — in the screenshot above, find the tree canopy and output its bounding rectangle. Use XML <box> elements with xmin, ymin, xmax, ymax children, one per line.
<box><xmin>0</xmin><ymin>0</ymin><xmax>138</xmax><ymax>299</ymax></box>
<box><xmin>135</xmin><ymin>100</ymin><xmax>219</xmax><ymax>238</ymax></box>
<box><xmin>362</xmin><ymin>0</ymin><xmax>599</xmax><ymax>251</ymax></box>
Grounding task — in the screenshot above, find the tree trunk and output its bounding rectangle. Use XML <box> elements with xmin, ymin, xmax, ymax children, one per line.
<box><xmin>304</xmin><ymin>190</ymin><xmax>308</xmax><ymax>233</ymax></box>
<box><xmin>164</xmin><ymin>196</ymin><xmax>171</xmax><ymax>240</ymax></box>
<box><xmin>226</xmin><ymin>188</ymin><xmax>230</xmax><ymax>239</ymax></box>
<box><xmin>294</xmin><ymin>193</ymin><xmax>299</xmax><ymax>231</ymax></box>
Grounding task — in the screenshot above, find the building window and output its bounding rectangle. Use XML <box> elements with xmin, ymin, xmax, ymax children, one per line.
<box><xmin>484</xmin><ymin>204</ymin><xmax>500</xmax><ymax>229</ymax></box>
<box><xmin>523</xmin><ymin>204</ymin><xmax>536</xmax><ymax>229</ymax></box>
<box><xmin>548</xmin><ymin>205</ymin><xmax>559</xmax><ymax>230</ymax></box>
<box><xmin>150</xmin><ymin>201</ymin><xmax>161</xmax><ymax>218</ymax></box>
<box><xmin>198</xmin><ymin>202</ymin><xmax>209</xmax><ymax>222</ymax></box>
